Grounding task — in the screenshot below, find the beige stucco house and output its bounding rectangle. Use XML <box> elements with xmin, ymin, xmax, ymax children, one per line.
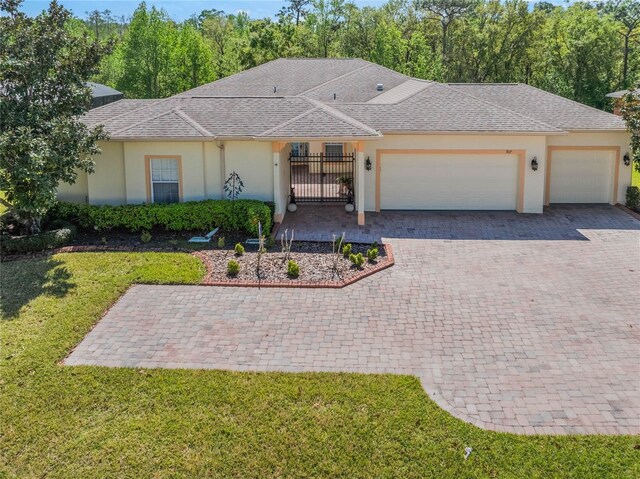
<box><xmin>60</xmin><ymin>58</ymin><xmax>632</xmax><ymax>226</ymax></box>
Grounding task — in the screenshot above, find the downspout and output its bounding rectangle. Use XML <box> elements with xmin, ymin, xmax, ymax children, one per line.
<box><xmin>216</xmin><ymin>140</ymin><xmax>225</xmax><ymax>200</ymax></box>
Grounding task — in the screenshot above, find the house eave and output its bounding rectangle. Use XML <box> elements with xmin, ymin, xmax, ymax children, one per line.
<box><xmin>379</xmin><ymin>129</ymin><xmax>567</xmax><ymax>136</ymax></box>
<box><xmin>564</xmin><ymin>128</ymin><xmax>628</xmax><ymax>133</ymax></box>
<box><xmin>254</xmin><ymin>135</ymin><xmax>382</xmax><ymax>142</ymax></box>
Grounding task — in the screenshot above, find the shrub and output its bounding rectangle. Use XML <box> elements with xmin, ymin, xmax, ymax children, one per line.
<box><xmin>49</xmin><ymin>199</ymin><xmax>272</xmax><ymax>236</ymax></box>
<box><xmin>349</xmin><ymin>252</ymin><xmax>365</xmax><ymax>268</ymax></box>
<box><xmin>140</xmin><ymin>231</ymin><xmax>152</xmax><ymax>243</ymax></box>
<box><xmin>342</xmin><ymin>243</ymin><xmax>352</xmax><ymax>257</ymax></box>
<box><xmin>366</xmin><ymin>247</ymin><xmax>379</xmax><ymax>261</ymax></box>
<box><xmin>0</xmin><ymin>222</ymin><xmax>76</xmax><ymax>255</ymax></box>
<box><xmin>217</xmin><ymin>236</ymin><xmax>225</xmax><ymax>248</ymax></box>
<box><xmin>287</xmin><ymin>260</ymin><xmax>300</xmax><ymax>278</ymax></box>
<box><xmin>227</xmin><ymin>259</ymin><xmax>240</xmax><ymax>276</ymax></box>
<box><xmin>234</xmin><ymin>243</ymin><xmax>245</xmax><ymax>256</ymax></box>
<box><xmin>266</xmin><ymin>235</ymin><xmax>275</xmax><ymax>249</ymax></box>
<box><xmin>626</xmin><ymin>186</ymin><xmax>640</xmax><ymax>212</ymax></box>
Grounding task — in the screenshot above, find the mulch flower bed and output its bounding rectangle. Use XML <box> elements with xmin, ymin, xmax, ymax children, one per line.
<box><xmin>197</xmin><ymin>241</ymin><xmax>394</xmax><ymax>288</ymax></box>
<box><xmin>2</xmin><ymin>229</ymin><xmax>394</xmax><ymax>287</ymax></box>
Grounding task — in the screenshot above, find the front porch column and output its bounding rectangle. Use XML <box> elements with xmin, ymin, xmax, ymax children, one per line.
<box><xmin>272</xmin><ymin>142</ymin><xmax>284</xmax><ymax>224</ymax></box>
<box><xmin>356</xmin><ymin>141</ymin><xmax>365</xmax><ymax>226</ymax></box>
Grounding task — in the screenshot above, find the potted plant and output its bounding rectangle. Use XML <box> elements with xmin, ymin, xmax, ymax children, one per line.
<box><xmin>336</xmin><ymin>175</ymin><xmax>353</xmax><ymax>196</ymax></box>
<box><xmin>287</xmin><ymin>187</ymin><xmax>297</xmax><ymax>212</ymax></box>
<box><xmin>345</xmin><ymin>188</ymin><xmax>355</xmax><ymax>213</ymax></box>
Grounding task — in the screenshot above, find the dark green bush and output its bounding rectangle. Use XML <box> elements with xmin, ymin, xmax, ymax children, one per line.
<box><xmin>626</xmin><ymin>186</ymin><xmax>640</xmax><ymax>212</ymax></box>
<box><xmin>49</xmin><ymin>199</ymin><xmax>272</xmax><ymax>236</ymax></box>
<box><xmin>0</xmin><ymin>222</ymin><xmax>76</xmax><ymax>255</ymax></box>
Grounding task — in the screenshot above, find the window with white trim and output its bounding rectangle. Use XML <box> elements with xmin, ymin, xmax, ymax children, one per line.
<box><xmin>324</xmin><ymin>143</ymin><xmax>343</xmax><ymax>157</ymax></box>
<box><xmin>150</xmin><ymin>158</ymin><xmax>180</xmax><ymax>203</ymax></box>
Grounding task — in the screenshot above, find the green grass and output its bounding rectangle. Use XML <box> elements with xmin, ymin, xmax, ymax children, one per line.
<box><xmin>1</xmin><ymin>253</ymin><xmax>638</xmax><ymax>478</ymax></box>
<box><xmin>632</xmin><ymin>167</ymin><xmax>640</xmax><ymax>187</ymax></box>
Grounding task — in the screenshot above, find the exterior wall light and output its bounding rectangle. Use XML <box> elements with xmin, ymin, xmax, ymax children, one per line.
<box><xmin>365</xmin><ymin>157</ymin><xmax>372</xmax><ymax>171</ymax></box>
<box><xmin>531</xmin><ymin>156</ymin><xmax>539</xmax><ymax>171</ymax></box>
<box><xmin>623</xmin><ymin>152</ymin><xmax>631</xmax><ymax>166</ymax></box>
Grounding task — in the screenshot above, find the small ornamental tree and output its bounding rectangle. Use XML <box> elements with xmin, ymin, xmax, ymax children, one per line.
<box><xmin>0</xmin><ymin>0</ymin><xmax>113</xmax><ymax>232</ymax></box>
<box><xmin>620</xmin><ymin>83</ymin><xmax>640</xmax><ymax>174</ymax></box>
<box><xmin>224</xmin><ymin>171</ymin><xmax>244</xmax><ymax>200</ymax></box>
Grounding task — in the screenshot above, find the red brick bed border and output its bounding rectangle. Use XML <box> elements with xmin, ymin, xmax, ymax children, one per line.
<box><xmin>3</xmin><ymin>243</ymin><xmax>394</xmax><ymax>289</ymax></box>
<box><xmin>194</xmin><ymin>244</ymin><xmax>394</xmax><ymax>289</ymax></box>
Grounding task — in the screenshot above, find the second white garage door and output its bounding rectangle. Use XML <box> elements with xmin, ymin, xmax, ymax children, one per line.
<box><xmin>549</xmin><ymin>150</ymin><xmax>613</xmax><ymax>203</ymax></box>
<box><xmin>379</xmin><ymin>153</ymin><xmax>519</xmax><ymax>210</ymax></box>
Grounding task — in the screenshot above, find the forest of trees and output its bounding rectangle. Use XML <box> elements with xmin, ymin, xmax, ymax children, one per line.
<box><xmin>78</xmin><ymin>0</ymin><xmax>640</xmax><ymax>110</ymax></box>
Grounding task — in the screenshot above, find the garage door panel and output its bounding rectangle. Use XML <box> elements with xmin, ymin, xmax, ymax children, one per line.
<box><xmin>380</xmin><ymin>154</ymin><xmax>518</xmax><ymax>210</ymax></box>
<box><xmin>550</xmin><ymin>150</ymin><xmax>612</xmax><ymax>204</ymax></box>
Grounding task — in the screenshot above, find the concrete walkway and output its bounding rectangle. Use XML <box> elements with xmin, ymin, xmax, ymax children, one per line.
<box><xmin>66</xmin><ymin>206</ymin><xmax>640</xmax><ymax>435</ymax></box>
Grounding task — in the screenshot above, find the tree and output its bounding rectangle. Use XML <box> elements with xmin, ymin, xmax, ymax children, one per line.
<box><xmin>282</xmin><ymin>0</ymin><xmax>311</xmax><ymax>26</ymax></box>
<box><xmin>620</xmin><ymin>84</ymin><xmax>640</xmax><ymax>173</ymax></box>
<box><xmin>118</xmin><ymin>2</ymin><xmax>177</xmax><ymax>98</ymax></box>
<box><xmin>449</xmin><ymin>0</ymin><xmax>542</xmax><ymax>83</ymax></box>
<box><xmin>173</xmin><ymin>22</ymin><xmax>214</xmax><ymax>90</ymax></box>
<box><xmin>533</xmin><ymin>3</ymin><xmax>620</xmax><ymax>109</ymax></box>
<box><xmin>417</xmin><ymin>0</ymin><xmax>479</xmax><ymax>62</ymax></box>
<box><xmin>307</xmin><ymin>0</ymin><xmax>346</xmax><ymax>57</ymax></box>
<box><xmin>599</xmin><ymin>0</ymin><xmax>640</xmax><ymax>88</ymax></box>
<box><xmin>0</xmin><ymin>0</ymin><xmax>113</xmax><ymax>232</ymax></box>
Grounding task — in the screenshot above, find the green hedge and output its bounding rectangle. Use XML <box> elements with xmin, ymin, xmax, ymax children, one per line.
<box><xmin>1</xmin><ymin>222</ymin><xmax>76</xmax><ymax>255</ymax></box>
<box><xmin>626</xmin><ymin>186</ymin><xmax>640</xmax><ymax>213</ymax></box>
<box><xmin>49</xmin><ymin>200</ymin><xmax>272</xmax><ymax>236</ymax></box>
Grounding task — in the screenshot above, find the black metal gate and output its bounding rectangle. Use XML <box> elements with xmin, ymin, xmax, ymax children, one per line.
<box><xmin>289</xmin><ymin>152</ymin><xmax>355</xmax><ymax>203</ymax></box>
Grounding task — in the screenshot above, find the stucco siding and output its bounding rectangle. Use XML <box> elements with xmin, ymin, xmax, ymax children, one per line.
<box><xmin>123</xmin><ymin>142</ymin><xmax>205</xmax><ymax>204</ymax></box>
<box><xmin>88</xmin><ymin>141</ymin><xmax>126</xmax><ymax>205</ymax></box>
<box><xmin>56</xmin><ymin>169</ymin><xmax>88</xmax><ymax>204</ymax></box>
<box><xmin>224</xmin><ymin>141</ymin><xmax>274</xmax><ymax>202</ymax></box>
<box><xmin>203</xmin><ymin>142</ymin><xmax>222</xmax><ymax>199</ymax></box>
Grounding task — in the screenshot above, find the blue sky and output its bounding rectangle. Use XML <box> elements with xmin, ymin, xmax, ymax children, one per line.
<box><xmin>22</xmin><ymin>1</ymin><xmax>387</xmax><ymax>20</ymax></box>
<box><xmin>21</xmin><ymin>0</ymin><xmax>573</xmax><ymax>21</ymax></box>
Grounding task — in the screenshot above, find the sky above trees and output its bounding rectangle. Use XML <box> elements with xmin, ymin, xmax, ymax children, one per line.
<box><xmin>23</xmin><ymin>0</ymin><xmax>571</xmax><ymax>21</ymax></box>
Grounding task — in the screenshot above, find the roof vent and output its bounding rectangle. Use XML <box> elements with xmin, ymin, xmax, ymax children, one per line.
<box><xmin>376</xmin><ymin>83</ymin><xmax>384</xmax><ymax>91</ymax></box>
<box><xmin>273</xmin><ymin>86</ymin><xmax>277</xmax><ymax>93</ymax></box>
<box><xmin>333</xmin><ymin>93</ymin><xmax>337</xmax><ymax>100</ymax></box>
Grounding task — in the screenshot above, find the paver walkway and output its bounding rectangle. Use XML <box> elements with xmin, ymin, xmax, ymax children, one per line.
<box><xmin>66</xmin><ymin>206</ymin><xmax>640</xmax><ymax>435</ymax></box>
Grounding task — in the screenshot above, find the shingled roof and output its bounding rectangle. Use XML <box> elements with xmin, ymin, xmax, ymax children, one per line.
<box><xmin>448</xmin><ymin>83</ymin><xmax>626</xmax><ymax>131</ymax></box>
<box><xmin>83</xmin><ymin>58</ymin><xmax>626</xmax><ymax>140</ymax></box>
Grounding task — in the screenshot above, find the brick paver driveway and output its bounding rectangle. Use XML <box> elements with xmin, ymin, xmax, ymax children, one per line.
<box><xmin>66</xmin><ymin>206</ymin><xmax>640</xmax><ymax>435</ymax></box>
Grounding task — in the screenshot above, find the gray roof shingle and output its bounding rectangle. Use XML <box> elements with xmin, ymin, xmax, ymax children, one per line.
<box><xmin>82</xmin><ymin>58</ymin><xmax>626</xmax><ymax>139</ymax></box>
<box><xmin>336</xmin><ymin>82</ymin><xmax>562</xmax><ymax>133</ymax></box>
<box><xmin>448</xmin><ymin>83</ymin><xmax>626</xmax><ymax>130</ymax></box>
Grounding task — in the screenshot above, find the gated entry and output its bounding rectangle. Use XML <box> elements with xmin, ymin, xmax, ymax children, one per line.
<box><xmin>289</xmin><ymin>152</ymin><xmax>355</xmax><ymax>203</ymax></box>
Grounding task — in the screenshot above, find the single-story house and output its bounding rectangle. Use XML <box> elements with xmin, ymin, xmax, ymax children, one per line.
<box><xmin>60</xmin><ymin>58</ymin><xmax>633</xmax><ymax>225</ymax></box>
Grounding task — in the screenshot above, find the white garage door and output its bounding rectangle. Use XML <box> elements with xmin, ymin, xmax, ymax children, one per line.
<box><xmin>549</xmin><ymin>150</ymin><xmax>613</xmax><ymax>203</ymax></box>
<box><xmin>380</xmin><ymin>153</ymin><xmax>519</xmax><ymax>210</ymax></box>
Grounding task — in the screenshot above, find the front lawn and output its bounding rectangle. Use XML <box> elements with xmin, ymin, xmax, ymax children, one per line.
<box><xmin>1</xmin><ymin>253</ymin><xmax>638</xmax><ymax>478</ymax></box>
<box><xmin>633</xmin><ymin>167</ymin><xmax>640</xmax><ymax>187</ymax></box>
